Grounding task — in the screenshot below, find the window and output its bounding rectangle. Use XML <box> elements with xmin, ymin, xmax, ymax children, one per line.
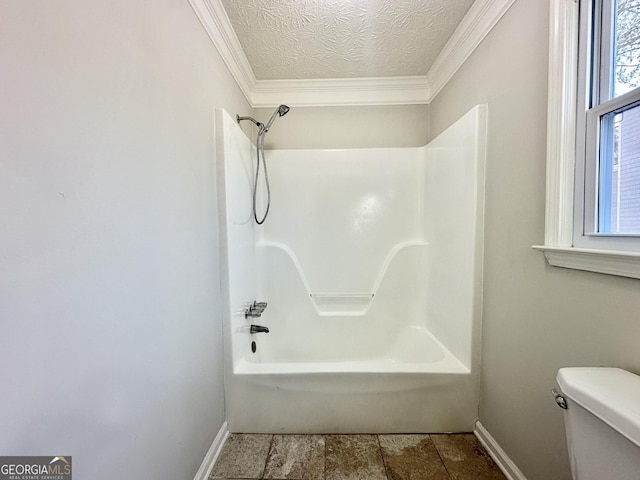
<box><xmin>535</xmin><ymin>0</ymin><xmax>640</xmax><ymax>278</ymax></box>
<box><xmin>575</xmin><ymin>0</ymin><xmax>640</xmax><ymax>250</ymax></box>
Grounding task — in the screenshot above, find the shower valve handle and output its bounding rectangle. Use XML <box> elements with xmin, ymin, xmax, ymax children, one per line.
<box><xmin>245</xmin><ymin>307</ymin><xmax>261</xmax><ymax>319</ymax></box>
<box><xmin>253</xmin><ymin>301</ymin><xmax>268</xmax><ymax>311</ymax></box>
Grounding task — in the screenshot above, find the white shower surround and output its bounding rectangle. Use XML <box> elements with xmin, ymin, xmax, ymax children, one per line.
<box><xmin>217</xmin><ymin>105</ymin><xmax>487</xmax><ymax>433</ymax></box>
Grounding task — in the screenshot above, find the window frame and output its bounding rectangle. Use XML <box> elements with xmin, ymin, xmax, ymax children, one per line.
<box><xmin>580</xmin><ymin>92</ymin><xmax>640</xmax><ymax>247</ymax></box>
<box><xmin>533</xmin><ymin>0</ymin><xmax>640</xmax><ymax>279</ymax></box>
<box><xmin>575</xmin><ymin>0</ymin><xmax>640</xmax><ymax>249</ymax></box>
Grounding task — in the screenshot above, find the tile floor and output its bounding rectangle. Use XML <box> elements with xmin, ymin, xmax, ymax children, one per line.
<box><xmin>209</xmin><ymin>433</ymin><xmax>507</xmax><ymax>480</ymax></box>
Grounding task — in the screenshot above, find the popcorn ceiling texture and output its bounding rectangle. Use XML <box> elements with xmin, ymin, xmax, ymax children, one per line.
<box><xmin>220</xmin><ymin>0</ymin><xmax>474</xmax><ymax>80</ymax></box>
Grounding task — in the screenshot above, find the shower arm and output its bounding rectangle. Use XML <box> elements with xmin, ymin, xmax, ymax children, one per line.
<box><xmin>236</xmin><ymin>114</ymin><xmax>263</xmax><ymax>129</ymax></box>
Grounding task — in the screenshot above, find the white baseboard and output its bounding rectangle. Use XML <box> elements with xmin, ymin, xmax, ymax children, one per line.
<box><xmin>475</xmin><ymin>421</ymin><xmax>528</xmax><ymax>480</ymax></box>
<box><xmin>193</xmin><ymin>421</ymin><xmax>229</xmax><ymax>480</ymax></box>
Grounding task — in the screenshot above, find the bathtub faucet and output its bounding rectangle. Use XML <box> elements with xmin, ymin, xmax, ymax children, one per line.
<box><xmin>250</xmin><ymin>324</ymin><xmax>269</xmax><ymax>334</ymax></box>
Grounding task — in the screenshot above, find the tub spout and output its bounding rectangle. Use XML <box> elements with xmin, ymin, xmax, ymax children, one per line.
<box><xmin>250</xmin><ymin>324</ymin><xmax>269</xmax><ymax>334</ymax></box>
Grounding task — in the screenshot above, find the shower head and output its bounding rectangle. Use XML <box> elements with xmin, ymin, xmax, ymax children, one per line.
<box><xmin>278</xmin><ymin>104</ymin><xmax>290</xmax><ymax>116</ymax></box>
<box><xmin>262</xmin><ymin>104</ymin><xmax>290</xmax><ymax>134</ymax></box>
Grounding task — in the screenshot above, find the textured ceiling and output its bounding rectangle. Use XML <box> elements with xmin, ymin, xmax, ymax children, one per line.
<box><xmin>220</xmin><ymin>0</ymin><xmax>475</xmax><ymax>80</ymax></box>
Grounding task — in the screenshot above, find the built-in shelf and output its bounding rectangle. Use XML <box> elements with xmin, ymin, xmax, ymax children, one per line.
<box><xmin>309</xmin><ymin>293</ymin><xmax>375</xmax><ymax>317</ymax></box>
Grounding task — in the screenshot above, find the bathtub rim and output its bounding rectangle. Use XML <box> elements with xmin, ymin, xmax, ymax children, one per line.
<box><xmin>233</xmin><ymin>357</ymin><xmax>470</xmax><ymax>375</ymax></box>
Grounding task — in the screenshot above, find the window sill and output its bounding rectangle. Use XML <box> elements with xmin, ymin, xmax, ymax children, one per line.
<box><xmin>532</xmin><ymin>245</ymin><xmax>640</xmax><ymax>279</ymax></box>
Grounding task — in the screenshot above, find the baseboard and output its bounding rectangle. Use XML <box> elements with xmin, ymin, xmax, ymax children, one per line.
<box><xmin>475</xmin><ymin>421</ymin><xmax>528</xmax><ymax>480</ymax></box>
<box><xmin>193</xmin><ymin>421</ymin><xmax>229</xmax><ymax>480</ymax></box>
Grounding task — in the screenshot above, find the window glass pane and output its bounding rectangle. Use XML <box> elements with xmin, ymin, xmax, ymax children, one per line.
<box><xmin>599</xmin><ymin>101</ymin><xmax>640</xmax><ymax>232</ymax></box>
<box><xmin>614</xmin><ymin>0</ymin><xmax>640</xmax><ymax>97</ymax></box>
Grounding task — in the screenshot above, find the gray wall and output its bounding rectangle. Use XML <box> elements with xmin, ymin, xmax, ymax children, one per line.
<box><xmin>0</xmin><ymin>1</ymin><xmax>249</xmax><ymax>479</ymax></box>
<box><xmin>254</xmin><ymin>104</ymin><xmax>429</xmax><ymax>149</ymax></box>
<box><xmin>429</xmin><ymin>1</ymin><xmax>640</xmax><ymax>479</ymax></box>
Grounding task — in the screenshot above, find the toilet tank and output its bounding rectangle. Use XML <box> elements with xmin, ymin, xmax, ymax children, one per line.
<box><xmin>557</xmin><ymin>367</ymin><xmax>640</xmax><ymax>480</ymax></box>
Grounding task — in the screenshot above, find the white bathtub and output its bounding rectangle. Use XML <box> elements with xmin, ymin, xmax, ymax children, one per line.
<box><xmin>227</xmin><ymin>327</ymin><xmax>478</xmax><ymax>432</ymax></box>
<box><xmin>235</xmin><ymin>326</ymin><xmax>468</xmax><ymax>376</ymax></box>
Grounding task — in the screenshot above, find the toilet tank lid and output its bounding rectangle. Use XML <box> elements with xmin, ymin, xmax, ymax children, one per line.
<box><xmin>557</xmin><ymin>367</ymin><xmax>640</xmax><ymax>448</ymax></box>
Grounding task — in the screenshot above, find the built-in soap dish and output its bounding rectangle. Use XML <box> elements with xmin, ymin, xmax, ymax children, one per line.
<box><xmin>309</xmin><ymin>293</ymin><xmax>374</xmax><ymax>316</ymax></box>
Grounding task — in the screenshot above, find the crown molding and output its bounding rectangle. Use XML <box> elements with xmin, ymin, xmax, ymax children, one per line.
<box><xmin>251</xmin><ymin>76</ymin><xmax>430</xmax><ymax>107</ymax></box>
<box><xmin>425</xmin><ymin>0</ymin><xmax>518</xmax><ymax>101</ymax></box>
<box><xmin>187</xmin><ymin>0</ymin><xmax>256</xmax><ymax>103</ymax></box>
<box><xmin>188</xmin><ymin>0</ymin><xmax>517</xmax><ymax>107</ymax></box>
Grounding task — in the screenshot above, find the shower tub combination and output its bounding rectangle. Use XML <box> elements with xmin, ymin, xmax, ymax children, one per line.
<box><xmin>216</xmin><ymin>105</ymin><xmax>487</xmax><ymax>433</ymax></box>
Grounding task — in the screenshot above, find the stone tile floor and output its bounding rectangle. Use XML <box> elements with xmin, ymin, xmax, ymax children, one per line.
<box><xmin>209</xmin><ymin>433</ymin><xmax>507</xmax><ymax>480</ymax></box>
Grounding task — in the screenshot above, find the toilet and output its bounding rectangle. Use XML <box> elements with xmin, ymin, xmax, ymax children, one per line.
<box><xmin>556</xmin><ymin>367</ymin><xmax>640</xmax><ymax>480</ymax></box>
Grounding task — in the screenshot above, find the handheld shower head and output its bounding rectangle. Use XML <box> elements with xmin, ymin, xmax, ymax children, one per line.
<box><xmin>262</xmin><ymin>104</ymin><xmax>290</xmax><ymax>134</ymax></box>
<box><xmin>278</xmin><ymin>104</ymin><xmax>290</xmax><ymax>116</ymax></box>
<box><xmin>235</xmin><ymin>104</ymin><xmax>290</xmax><ymax>225</ymax></box>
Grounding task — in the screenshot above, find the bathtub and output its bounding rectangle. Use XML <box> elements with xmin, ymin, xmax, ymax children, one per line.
<box><xmin>227</xmin><ymin>319</ymin><xmax>478</xmax><ymax>433</ymax></box>
<box><xmin>235</xmin><ymin>326</ymin><xmax>468</xmax><ymax>376</ymax></box>
<box><xmin>217</xmin><ymin>105</ymin><xmax>487</xmax><ymax>433</ymax></box>
<box><xmin>226</xmin><ymin>326</ymin><xmax>478</xmax><ymax>433</ymax></box>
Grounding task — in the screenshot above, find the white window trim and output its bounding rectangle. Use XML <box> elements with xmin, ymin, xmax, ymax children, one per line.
<box><xmin>532</xmin><ymin>0</ymin><xmax>640</xmax><ymax>279</ymax></box>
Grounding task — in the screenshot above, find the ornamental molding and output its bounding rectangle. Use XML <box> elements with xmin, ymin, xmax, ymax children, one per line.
<box><xmin>188</xmin><ymin>0</ymin><xmax>517</xmax><ymax>106</ymax></box>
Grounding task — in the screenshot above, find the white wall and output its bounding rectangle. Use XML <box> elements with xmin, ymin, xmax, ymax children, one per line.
<box><xmin>260</xmin><ymin>147</ymin><xmax>426</xmax><ymax>294</ymax></box>
<box><xmin>0</xmin><ymin>1</ymin><xmax>250</xmax><ymax>479</ymax></box>
<box><xmin>424</xmin><ymin>105</ymin><xmax>486</xmax><ymax>370</ymax></box>
<box><xmin>429</xmin><ymin>1</ymin><xmax>640</xmax><ymax>479</ymax></box>
<box><xmin>216</xmin><ymin>109</ymin><xmax>257</xmax><ymax>371</ymax></box>
<box><xmin>254</xmin><ymin>104</ymin><xmax>429</xmax><ymax>149</ymax></box>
